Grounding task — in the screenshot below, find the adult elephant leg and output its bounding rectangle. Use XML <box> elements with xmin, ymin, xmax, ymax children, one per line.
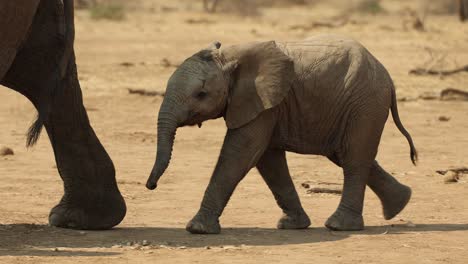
<box><xmin>45</xmin><ymin>58</ymin><xmax>126</xmax><ymax>230</ymax></box>
<box><xmin>3</xmin><ymin>56</ymin><xmax>126</xmax><ymax>230</ymax></box>
<box><xmin>460</xmin><ymin>0</ymin><xmax>468</xmax><ymax>21</ymax></box>
<box><xmin>186</xmin><ymin>110</ymin><xmax>277</xmax><ymax>234</ymax></box>
<box><xmin>368</xmin><ymin>161</ymin><xmax>412</xmax><ymax>220</ymax></box>
<box><xmin>257</xmin><ymin>149</ymin><xmax>310</xmax><ymax>229</ymax></box>
<box><xmin>1</xmin><ymin>0</ymin><xmax>125</xmax><ymax>229</ymax></box>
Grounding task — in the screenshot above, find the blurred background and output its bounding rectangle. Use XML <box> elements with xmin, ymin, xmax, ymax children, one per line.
<box><xmin>66</xmin><ymin>0</ymin><xmax>467</xmax><ymax>99</ymax></box>
<box><xmin>1</xmin><ymin>1</ymin><xmax>467</xmax><ymax>263</ymax></box>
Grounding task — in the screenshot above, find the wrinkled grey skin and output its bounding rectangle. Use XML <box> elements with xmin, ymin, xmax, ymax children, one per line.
<box><xmin>0</xmin><ymin>0</ymin><xmax>126</xmax><ymax>229</ymax></box>
<box><xmin>147</xmin><ymin>35</ymin><xmax>417</xmax><ymax>234</ymax></box>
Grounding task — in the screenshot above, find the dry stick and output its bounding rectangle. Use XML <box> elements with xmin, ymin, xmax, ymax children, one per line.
<box><xmin>306</xmin><ymin>187</ymin><xmax>342</xmax><ymax>195</ymax></box>
<box><xmin>436</xmin><ymin>167</ymin><xmax>468</xmax><ymax>175</ymax></box>
<box><xmin>440</xmin><ymin>88</ymin><xmax>468</xmax><ymax>101</ymax></box>
<box><xmin>128</xmin><ymin>88</ymin><xmax>165</xmax><ymax>97</ymax></box>
<box><xmin>289</xmin><ymin>18</ymin><xmax>350</xmax><ymax>30</ymax></box>
<box><xmin>397</xmin><ymin>88</ymin><xmax>468</xmax><ymax>102</ymax></box>
<box><xmin>409</xmin><ymin>65</ymin><xmax>468</xmax><ymax>76</ymax></box>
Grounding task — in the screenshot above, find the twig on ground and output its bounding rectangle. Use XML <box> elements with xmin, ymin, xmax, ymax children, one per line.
<box><xmin>128</xmin><ymin>88</ymin><xmax>165</xmax><ymax>97</ymax></box>
<box><xmin>306</xmin><ymin>187</ymin><xmax>342</xmax><ymax>195</ymax></box>
<box><xmin>440</xmin><ymin>88</ymin><xmax>468</xmax><ymax>101</ymax></box>
<box><xmin>397</xmin><ymin>88</ymin><xmax>468</xmax><ymax>102</ymax></box>
<box><xmin>409</xmin><ymin>65</ymin><xmax>468</xmax><ymax>76</ymax></box>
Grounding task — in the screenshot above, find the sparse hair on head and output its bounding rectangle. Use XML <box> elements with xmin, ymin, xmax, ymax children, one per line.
<box><xmin>195</xmin><ymin>49</ymin><xmax>215</xmax><ymax>62</ymax></box>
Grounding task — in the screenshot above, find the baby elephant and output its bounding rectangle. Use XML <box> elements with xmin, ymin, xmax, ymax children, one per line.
<box><xmin>146</xmin><ymin>34</ymin><xmax>417</xmax><ymax>234</ymax></box>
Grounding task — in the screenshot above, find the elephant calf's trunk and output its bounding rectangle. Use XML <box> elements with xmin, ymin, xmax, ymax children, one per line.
<box><xmin>146</xmin><ymin>113</ymin><xmax>178</xmax><ymax>190</ymax></box>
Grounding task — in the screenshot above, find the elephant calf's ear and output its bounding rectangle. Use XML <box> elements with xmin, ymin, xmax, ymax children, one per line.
<box><xmin>207</xmin><ymin>41</ymin><xmax>221</xmax><ymax>50</ymax></box>
<box><xmin>222</xmin><ymin>60</ymin><xmax>238</xmax><ymax>75</ymax></box>
<box><xmin>225</xmin><ymin>41</ymin><xmax>295</xmax><ymax>129</ymax></box>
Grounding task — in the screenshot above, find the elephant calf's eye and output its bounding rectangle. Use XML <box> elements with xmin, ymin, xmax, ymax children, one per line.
<box><xmin>196</xmin><ymin>91</ymin><xmax>208</xmax><ymax>100</ymax></box>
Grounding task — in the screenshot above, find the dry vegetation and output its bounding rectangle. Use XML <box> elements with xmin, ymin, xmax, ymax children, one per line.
<box><xmin>1</xmin><ymin>0</ymin><xmax>467</xmax><ymax>263</ymax></box>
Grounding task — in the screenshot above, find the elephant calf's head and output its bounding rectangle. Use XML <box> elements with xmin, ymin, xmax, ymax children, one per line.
<box><xmin>166</xmin><ymin>42</ymin><xmax>235</xmax><ymax>127</ymax></box>
<box><xmin>146</xmin><ymin>40</ymin><xmax>295</xmax><ymax>190</ymax></box>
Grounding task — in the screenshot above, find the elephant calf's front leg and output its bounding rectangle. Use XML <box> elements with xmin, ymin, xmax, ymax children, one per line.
<box><xmin>186</xmin><ymin>111</ymin><xmax>276</xmax><ymax>234</ymax></box>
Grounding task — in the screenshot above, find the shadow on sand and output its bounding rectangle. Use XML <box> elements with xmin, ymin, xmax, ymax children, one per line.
<box><xmin>1</xmin><ymin>223</ymin><xmax>467</xmax><ymax>256</ymax></box>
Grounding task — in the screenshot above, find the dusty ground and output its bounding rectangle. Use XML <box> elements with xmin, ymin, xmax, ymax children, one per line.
<box><xmin>1</xmin><ymin>0</ymin><xmax>468</xmax><ymax>263</ymax></box>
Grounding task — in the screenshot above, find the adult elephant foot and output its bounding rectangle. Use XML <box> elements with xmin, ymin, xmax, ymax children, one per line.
<box><xmin>277</xmin><ymin>209</ymin><xmax>311</xmax><ymax>229</ymax></box>
<box><xmin>49</xmin><ymin>188</ymin><xmax>126</xmax><ymax>230</ymax></box>
<box><xmin>324</xmin><ymin>209</ymin><xmax>364</xmax><ymax>231</ymax></box>
<box><xmin>186</xmin><ymin>211</ymin><xmax>221</xmax><ymax>234</ymax></box>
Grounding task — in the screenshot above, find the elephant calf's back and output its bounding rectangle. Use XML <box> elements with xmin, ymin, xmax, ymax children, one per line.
<box><xmin>274</xmin><ymin>35</ymin><xmax>393</xmax><ymax>155</ymax></box>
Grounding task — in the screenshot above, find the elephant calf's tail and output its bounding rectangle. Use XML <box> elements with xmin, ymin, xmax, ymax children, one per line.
<box><xmin>390</xmin><ymin>87</ymin><xmax>418</xmax><ymax>165</ymax></box>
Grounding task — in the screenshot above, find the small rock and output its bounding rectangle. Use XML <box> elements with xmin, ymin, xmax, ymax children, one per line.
<box><xmin>204</xmin><ymin>246</ymin><xmax>211</xmax><ymax>250</ymax></box>
<box><xmin>0</xmin><ymin>147</ymin><xmax>14</xmax><ymax>156</ymax></box>
<box><xmin>301</xmin><ymin>182</ymin><xmax>310</xmax><ymax>189</ymax></box>
<box><xmin>131</xmin><ymin>245</ymin><xmax>142</xmax><ymax>250</ymax></box>
<box><xmin>160</xmin><ymin>58</ymin><xmax>172</xmax><ymax>68</ymax></box>
<box><xmin>126</xmin><ymin>241</ymin><xmax>134</xmax><ymax>246</ymax></box>
<box><xmin>399</xmin><ymin>219</ymin><xmax>416</xmax><ymax>228</ymax></box>
<box><xmin>53</xmin><ymin>248</ymin><xmax>59</xmax><ymax>252</ymax></box>
<box><xmin>112</xmin><ymin>244</ymin><xmax>123</xmax><ymax>249</ymax></box>
<box><xmin>141</xmin><ymin>240</ymin><xmax>150</xmax><ymax>246</ymax></box>
<box><xmin>438</xmin><ymin>116</ymin><xmax>450</xmax><ymax>122</ymax></box>
<box><xmin>221</xmin><ymin>245</ymin><xmax>237</xmax><ymax>250</ymax></box>
<box><xmin>444</xmin><ymin>171</ymin><xmax>460</xmax><ymax>183</ymax></box>
<box><xmin>119</xmin><ymin>62</ymin><xmax>135</xmax><ymax>67</ymax></box>
<box><xmin>79</xmin><ymin>231</ymin><xmax>86</xmax><ymax>235</ymax></box>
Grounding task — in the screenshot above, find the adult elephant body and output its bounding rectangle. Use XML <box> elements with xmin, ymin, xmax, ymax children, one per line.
<box><xmin>147</xmin><ymin>35</ymin><xmax>417</xmax><ymax>233</ymax></box>
<box><xmin>0</xmin><ymin>0</ymin><xmax>125</xmax><ymax>229</ymax></box>
<box><xmin>460</xmin><ymin>0</ymin><xmax>468</xmax><ymax>21</ymax></box>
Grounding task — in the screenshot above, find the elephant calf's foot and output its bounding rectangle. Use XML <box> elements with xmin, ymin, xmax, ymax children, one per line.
<box><xmin>381</xmin><ymin>184</ymin><xmax>412</xmax><ymax>220</ymax></box>
<box><xmin>325</xmin><ymin>209</ymin><xmax>364</xmax><ymax>231</ymax></box>
<box><xmin>277</xmin><ymin>210</ymin><xmax>311</xmax><ymax>229</ymax></box>
<box><xmin>186</xmin><ymin>212</ymin><xmax>221</xmax><ymax>234</ymax></box>
<box><xmin>49</xmin><ymin>190</ymin><xmax>126</xmax><ymax>230</ymax></box>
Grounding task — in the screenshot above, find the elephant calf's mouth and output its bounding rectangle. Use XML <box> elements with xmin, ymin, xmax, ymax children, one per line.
<box><xmin>182</xmin><ymin>112</ymin><xmax>204</xmax><ymax>127</ymax></box>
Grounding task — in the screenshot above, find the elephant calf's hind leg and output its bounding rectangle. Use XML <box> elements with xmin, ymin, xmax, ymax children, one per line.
<box><xmin>325</xmin><ymin>165</ymin><xmax>368</xmax><ymax>231</ymax></box>
<box><xmin>368</xmin><ymin>161</ymin><xmax>412</xmax><ymax>220</ymax></box>
<box><xmin>257</xmin><ymin>149</ymin><xmax>310</xmax><ymax>229</ymax></box>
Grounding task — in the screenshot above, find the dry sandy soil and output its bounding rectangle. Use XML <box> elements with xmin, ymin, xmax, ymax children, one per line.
<box><xmin>1</xmin><ymin>0</ymin><xmax>467</xmax><ymax>263</ymax></box>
